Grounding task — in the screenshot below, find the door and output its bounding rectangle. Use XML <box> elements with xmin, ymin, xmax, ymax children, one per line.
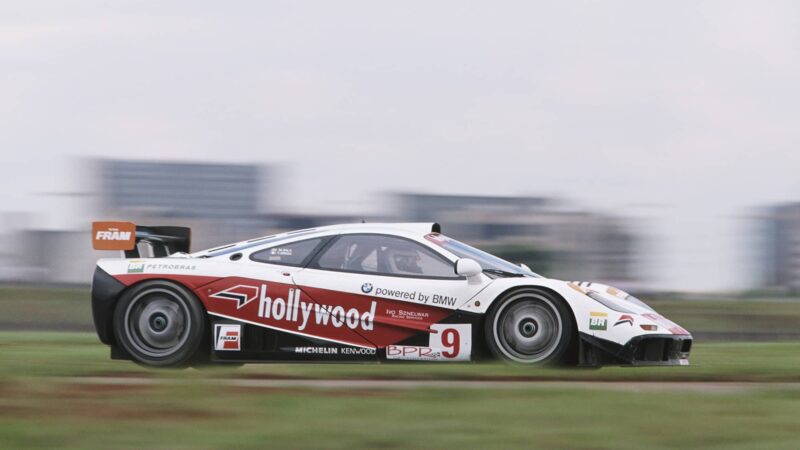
<box><xmin>291</xmin><ymin>233</ymin><xmax>489</xmax><ymax>348</ymax></box>
<box><xmin>199</xmin><ymin>236</ymin><xmax>371</xmax><ymax>348</ymax></box>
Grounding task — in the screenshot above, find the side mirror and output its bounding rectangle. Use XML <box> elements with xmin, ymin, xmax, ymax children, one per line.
<box><xmin>455</xmin><ymin>258</ymin><xmax>482</xmax><ymax>281</ymax></box>
<box><xmin>519</xmin><ymin>263</ymin><xmax>532</xmax><ymax>272</ymax></box>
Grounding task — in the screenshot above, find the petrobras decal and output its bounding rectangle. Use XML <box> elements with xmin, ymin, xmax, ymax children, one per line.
<box><xmin>125</xmin><ymin>261</ymin><xmax>197</xmax><ymax>274</ymax></box>
<box><xmin>386</xmin><ymin>324</ymin><xmax>471</xmax><ymax>362</ymax></box>
<box><xmin>589</xmin><ymin>312</ymin><xmax>608</xmax><ymax>331</ymax></box>
<box><xmin>214</xmin><ymin>324</ymin><xmax>241</xmax><ymax>351</ymax></box>
<box><xmin>209</xmin><ymin>284</ymin><xmax>377</xmax><ymax>333</ymax></box>
<box><xmin>127</xmin><ymin>261</ymin><xmax>145</xmax><ymax>273</ymax></box>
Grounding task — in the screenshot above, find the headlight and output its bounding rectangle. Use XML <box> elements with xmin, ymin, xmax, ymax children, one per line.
<box><xmin>585</xmin><ymin>291</ymin><xmax>635</xmax><ymax>314</ymax></box>
<box><xmin>606</xmin><ymin>286</ymin><xmax>655</xmax><ymax>312</ymax></box>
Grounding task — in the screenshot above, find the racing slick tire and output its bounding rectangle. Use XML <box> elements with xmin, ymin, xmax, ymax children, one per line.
<box><xmin>112</xmin><ymin>280</ymin><xmax>206</xmax><ymax>368</ymax></box>
<box><xmin>485</xmin><ymin>288</ymin><xmax>575</xmax><ymax>365</ymax></box>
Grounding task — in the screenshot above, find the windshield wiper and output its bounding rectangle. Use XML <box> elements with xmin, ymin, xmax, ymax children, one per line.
<box><xmin>483</xmin><ymin>269</ymin><xmax>526</xmax><ymax>278</ymax></box>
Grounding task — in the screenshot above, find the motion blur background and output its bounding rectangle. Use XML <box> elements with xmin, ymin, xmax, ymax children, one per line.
<box><xmin>2</xmin><ymin>2</ymin><xmax>800</xmax><ymax>449</ymax></box>
<box><xmin>3</xmin><ymin>1</ymin><xmax>800</xmax><ymax>293</ymax></box>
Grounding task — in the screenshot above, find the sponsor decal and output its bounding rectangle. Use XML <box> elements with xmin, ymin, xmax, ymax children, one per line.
<box><xmin>145</xmin><ymin>263</ymin><xmax>197</xmax><ymax>271</ymax></box>
<box><xmin>210</xmin><ymin>285</ymin><xmax>260</xmax><ymax>309</ymax></box>
<box><xmin>375</xmin><ymin>287</ymin><xmax>417</xmax><ymax>301</ymax></box>
<box><xmin>385</xmin><ymin>308</ymin><xmax>430</xmax><ymax>322</ymax></box>
<box><xmin>589</xmin><ymin>312</ymin><xmax>608</xmax><ymax>331</ymax></box>
<box><xmin>373</xmin><ymin>287</ymin><xmax>458</xmax><ymax>306</ymax></box>
<box><xmin>127</xmin><ymin>262</ymin><xmax>198</xmax><ymax>273</ymax></box>
<box><xmin>361</xmin><ymin>283</ymin><xmax>373</xmax><ymax>294</ymax></box>
<box><xmin>341</xmin><ymin>347</ymin><xmax>376</xmax><ymax>356</ymax></box>
<box><xmin>291</xmin><ymin>347</ymin><xmax>376</xmax><ymax>356</ymax></box>
<box><xmin>614</xmin><ymin>314</ymin><xmax>634</xmax><ymax>327</ymax></box>
<box><xmin>127</xmin><ymin>261</ymin><xmax>145</xmax><ymax>273</ymax></box>
<box><xmin>255</xmin><ymin>284</ymin><xmax>376</xmax><ymax>332</ymax></box>
<box><xmin>97</xmin><ymin>230</ymin><xmax>132</xmax><ymax>241</ymax></box>
<box><xmin>214</xmin><ymin>324</ymin><xmax>241</xmax><ymax>351</ymax></box>
<box><xmin>92</xmin><ymin>221</ymin><xmax>136</xmax><ymax>251</ymax></box>
<box><xmin>386</xmin><ymin>324</ymin><xmax>471</xmax><ymax>361</ymax></box>
<box><xmin>270</xmin><ymin>247</ymin><xmax>293</xmax><ymax>256</ymax></box>
<box><xmin>294</xmin><ymin>347</ymin><xmax>338</xmax><ymax>355</ymax></box>
<box><xmin>431</xmin><ymin>294</ymin><xmax>458</xmax><ymax>306</ymax></box>
<box><xmin>204</xmin><ymin>278</ymin><xmax>453</xmax><ymax>348</ymax></box>
<box><xmin>387</xmin><ymin>345</ymin><xmax>443</xmax><ymax>361</ymax></box>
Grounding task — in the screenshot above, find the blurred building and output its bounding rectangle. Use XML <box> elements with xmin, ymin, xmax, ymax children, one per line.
<box><xmin>0</xmin><ymin>164</ymin><xmax>640</xmax><ymax>286</ymax></box>
<box><xmin>396</xmin><ymin>193</ymin><xmax>637</xmax><ymax>285</ymax></box>
<box><xmin>93</xmin><ymin>159</ymin><xmax>270</xmax><ymax>250</ymax></box>
<box><xmin>760</xmin><ymin>203</ymin><xmax>800</xmax><ymax>291</ymax></box>
<box><xmin>98</xmin><ymin>160</ymin><xmax>263</xmax><ymax>220</ymax></box>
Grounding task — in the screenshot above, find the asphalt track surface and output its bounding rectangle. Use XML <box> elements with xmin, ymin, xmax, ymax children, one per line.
<box><xmin>56</xmin><ymin>377</ymin><xmax>800</xmax><ymax>393</ymax></box>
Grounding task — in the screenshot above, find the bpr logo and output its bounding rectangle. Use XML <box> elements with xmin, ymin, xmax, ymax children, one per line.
<box><xmin>361</xmin><ymin>283</ymin><xmax>373</xmax><ymax>294</ymax></box>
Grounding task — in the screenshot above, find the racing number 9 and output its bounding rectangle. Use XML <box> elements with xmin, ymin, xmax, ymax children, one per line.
<box><xmin>441</xmin><ymin>328</ymin><xmax>460</xmax><ymax>358</ymax></box>
<box><xmin>430</xmin><ymin>323</ymin><xmax>470</xmax><ymax>361</ymax></box>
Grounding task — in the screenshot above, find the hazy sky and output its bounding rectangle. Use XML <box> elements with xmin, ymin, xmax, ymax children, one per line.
<box><xmin>2</xmin><ymin>1</ymin><xmax>800</xmax><ymax>290</ymax></box>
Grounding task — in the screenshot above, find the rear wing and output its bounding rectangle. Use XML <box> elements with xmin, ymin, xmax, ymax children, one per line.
<box><xmin>92</xmin><ymin>221</ymin><xmax>191</xmax><ymax>258</ymax></box>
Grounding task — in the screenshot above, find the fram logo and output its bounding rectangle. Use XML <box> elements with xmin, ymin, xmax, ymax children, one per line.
<box><xmin>210</xmin><ymin>285</ymin><xmax>260</xmax><ymax>309</ymax></box>
<box><xmin>92</xmin><ymin>221</ymin><xmax>136</xmax><ymax>251</ymax></box>
<box><xmin>214</xmin><ymin>324</ymin><xmax>241</xmax><ymax>351</ymax></box>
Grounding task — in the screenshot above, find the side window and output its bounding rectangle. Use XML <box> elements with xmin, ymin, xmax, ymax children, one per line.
<box><xmin>250</xmin><ymin>238</ymin><xmax>323</xmax><ymax>266</ymax></box>
<box><xmin>315</xmin><ymin>234</ymin><xmax>458</xmax><ymax>278</ymax></box>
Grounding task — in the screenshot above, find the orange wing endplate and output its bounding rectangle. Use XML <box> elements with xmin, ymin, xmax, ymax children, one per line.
<box><xmin>92</xmin><ymin>221</ymin><xmax>136</xmax><ymax>250</ymax></box>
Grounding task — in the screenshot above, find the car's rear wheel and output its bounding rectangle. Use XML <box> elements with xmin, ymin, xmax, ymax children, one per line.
<box><xmin>485</xmin><ymin>289</ymin><xmax>574</xmax><ymax>365</ymax></box>
<box><xmin>113</xmin><ymin>280</ymin><xmax>206</xmax><ymax>368</ymax></box>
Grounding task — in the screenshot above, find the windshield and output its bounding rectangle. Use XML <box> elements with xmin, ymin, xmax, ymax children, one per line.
<box><xmin>425</xmin><ymin>234</ymin><xmax>542</xmax><ymax>278</ymax></box>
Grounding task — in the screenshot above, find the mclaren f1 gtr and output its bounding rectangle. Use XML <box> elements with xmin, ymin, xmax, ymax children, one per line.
<box><xmin>90</xmin><ymin>221</ymin><xmax>692</xmax><ymax>368</ymax></box>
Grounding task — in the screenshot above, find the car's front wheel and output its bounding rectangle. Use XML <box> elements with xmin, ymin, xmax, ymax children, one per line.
<box><xmin>113</xmin><ymin>280</ymin><xmax>206</xmax><ymax>368</ymax></box>
<box><xmin>485</xmin><ymin>289</ymin><xmax>574</xmax><ymax>365</ymax></box>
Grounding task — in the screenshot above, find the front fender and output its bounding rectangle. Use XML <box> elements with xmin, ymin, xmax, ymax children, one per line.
<box><xmin>460</xmin><ymin>278</ymin><xmax>690</xmax><ymax>348</ymax></box>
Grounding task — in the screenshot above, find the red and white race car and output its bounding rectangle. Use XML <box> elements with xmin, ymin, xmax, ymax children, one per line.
<box><xmin>91</xmin><ymin>221</ymin><xmax>691</xmax><ymax>368</ymax></box>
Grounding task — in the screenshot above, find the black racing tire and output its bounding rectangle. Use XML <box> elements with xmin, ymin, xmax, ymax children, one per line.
<box><xmin>112</xmin><ymin>280</ymin><xmax>206</xmax><ymax>368</ymax></box>
<box><xmin>484</xmin><ymin>288</ymin><xmax>575</xmax><ymax>365</ymax></box>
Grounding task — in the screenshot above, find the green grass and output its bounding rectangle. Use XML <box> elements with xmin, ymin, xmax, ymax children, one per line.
<box><xmin>1</xmin><ymin>368</ymin><xmax>799</xmax><ymax>449</ymax></box>
<box><xmin>0</xmin><ymin>286</ymin><xmax>91</xmax><ymax>330</ymax></box>
<box><xmin>2</xmin><ymin>332</ymin><xmax>800</xmax><ymax>449</ymax></box>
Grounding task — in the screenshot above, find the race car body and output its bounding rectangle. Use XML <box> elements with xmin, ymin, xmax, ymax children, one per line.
<box><xmin>91</xmin><ymin>222</ymin><xmax>692</xmax><ymax>367</ymax></box>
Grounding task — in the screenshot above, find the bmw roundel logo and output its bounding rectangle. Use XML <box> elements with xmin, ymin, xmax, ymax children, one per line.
<box><xmin>361</xmin><ymin>283</ymin><xmax>373</xmax><ymax>294</ymax></box>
